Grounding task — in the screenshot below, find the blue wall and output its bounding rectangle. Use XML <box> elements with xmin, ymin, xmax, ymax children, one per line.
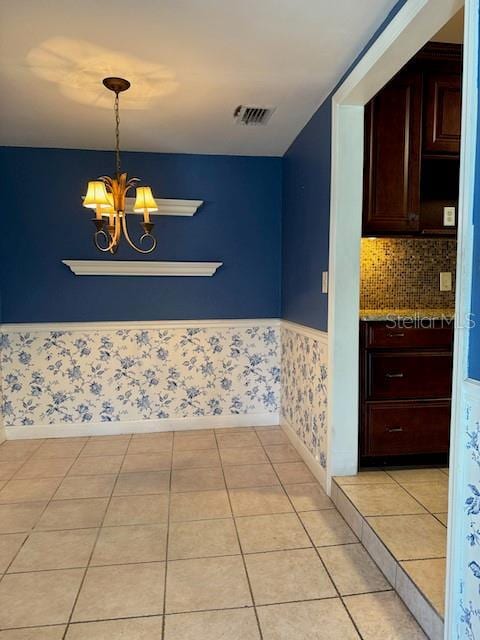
<box><xmin>281</xmin><ymin>0</ymin><xmax>407</xmax><ymax>331</ymax></box>
<box><xmin>470</xmin><ymin>224</ymin><xmax>480</xmax><ymax>379</ymax></box>
<box><xmin>0</xmin><ymin>147</ymin><xmax>282</xmax><ymax>322</ymax></box>
<box><xmin>281</xmin><ymin>102</ymin><xmax>331</xmax><ymax>330</ymax></box>
<box><xmin>468</xmin><ymin>39</ymin><xmax>480</xmax><ymax>381</ymax></box>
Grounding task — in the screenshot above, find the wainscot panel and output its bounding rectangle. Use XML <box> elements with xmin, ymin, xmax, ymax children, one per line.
<box><xmin>0</xmin><ymin>320</ymin><xmax>280</xmax><ymax>436</ymax></box>
<box><xmin>457</xmin><ymin>383</ymin><xmax>480</xmax><ymax>639</ymax></box>
<box><xmin>280</xmin><ymin>321</ymin><xmax>328</xmax><ymax>471</ymax></box>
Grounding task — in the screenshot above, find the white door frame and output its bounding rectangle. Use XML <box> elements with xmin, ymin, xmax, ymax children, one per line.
<box><xmin>326</xmin><ymin>0</ymin><xmax>478</xmax><ymax>637</ymax></box>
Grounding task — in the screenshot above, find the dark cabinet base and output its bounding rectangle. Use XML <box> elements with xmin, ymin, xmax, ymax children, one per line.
<box><xmin>367</xmin><ymin>351</ymin><xmax>453</xmax><ymax>400</ymax></box>
<box><xmin>360</xmin><ymin>452</ymin><xmax>449</xmax><ymax>468</ymax></box>
<box><xmin>359</xmin><ymin>320</ymin><xmax>453</xmax><ymax>467</ymax></box>
<box><xmin>361</xmin><ymin>399</ymin><xmax>450</xmax><ymax>458</ymax></box>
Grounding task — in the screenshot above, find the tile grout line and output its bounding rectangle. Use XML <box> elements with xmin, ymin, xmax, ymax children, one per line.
<box><xmin>213</xmin><ymin>428</ymin><xmax>265</xmax><ymax>640</ymax></box>
<box><xmin>161</xmin><ymin>438</ymin><xmax>175</xmax><ymax>640</ymax></box>
<box><xmin>7</xmin><ymin>594</ymin><xmax>404</xmax><ymax>635</ymax></box>
<box><xmin>391</xmin><ymin>478</ymin><xmax>447</xmax><ymax>518</ymax></box>
<box><xmin>338</xmin><ymin>483</ymin><xmax>430</xmax><ymax>517</ymax></box>
<box><xmin>342</xmin><ymin>465</ymin><xmax>448</xmax><ymax>516</ymax></box>
<box><xmin>332</xmin><ymin>478</ymin><xmax>446</xmax><ymax>630</ymax></box>
<box><xmin>263</xmin><ymin>438</ymin><xmax>368</xmax><ymax>640</ymax></box>
<box><xmin>0</xmin><ymin>437</ymin><xmax>92</xmax><ymax>584</ymax></box>
<box><xmin>333</xmin><ymin>479</ymin><xmax>447</xmax><ymax>562</ymax></box>
<box><xmin>2</xmin><ymin>538</ymin><xmax>399</xmax><ymax>577</ymax></box>
<box><xmin>0</xmin><ymin>428</ymin><xmax>434</xmax><ymax>636</ymax></box>
<box><xmin>61</xmin><ymin>433</ymin><xmax>133</xmax><ymax>640</ymax></box>
<box><xmin>338</xmin><ymin>476</ymin><xmax>447</xmax><ymax>522</ymax></box>
<box><xmin>8</xmin><ymin>439</ymin><xmax>65</xmax><ymax>477</ymax></box>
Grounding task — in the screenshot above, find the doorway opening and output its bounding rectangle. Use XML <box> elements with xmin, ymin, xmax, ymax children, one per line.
<box><xmin>326</xmin><ymin>1</ymin><xmax>477</xmax><ymax>637</ymax></box>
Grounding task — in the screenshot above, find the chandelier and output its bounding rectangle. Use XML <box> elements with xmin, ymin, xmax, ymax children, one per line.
<box><xmin>82</xmin><ymin>77</ymin><xmax>158</xmax><ymax>254</ymax></box>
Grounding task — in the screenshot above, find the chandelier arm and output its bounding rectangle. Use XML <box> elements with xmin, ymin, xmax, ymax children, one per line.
<box><xmin>121</xmin><ymin>213</ymin><xmax>157</xmax><ymax>254</ymax></box>
<box><xmin>113</xmin><ymin>212</ymin><xmax>122</xmax><ymax>245</ymax></box>
<box><xmin>94</xmin><ymin>228</ymin><xmax>116</xmax><ymax>253</ymax></box>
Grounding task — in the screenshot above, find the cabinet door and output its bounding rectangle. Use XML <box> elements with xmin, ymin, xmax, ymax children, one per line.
<box><xmin>424</xmin><ymin>73</ymin><xmax>461</xmax><ymax>155</ymax></box>
<box><xmin>367</xmin><ymin>351</ymin><xmax>453</xmax><ymax>400</ymax></box>
<box><xmin>362</xmin><ymin>400</ymin><xmax>450</xmax><ymax>457</ymax></box>
<box><xmin>363</xmin><ymin>71</ymin><xmax>422</xmax><ymax>235</ymax></box>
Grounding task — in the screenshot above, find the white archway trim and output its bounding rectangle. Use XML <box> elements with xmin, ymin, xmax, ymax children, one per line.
<box><xmin>327</xmin><ymin>0</ymin><xmax>464</xmax><ymax>478</ymax></box>
<box><xmin>327</xmin><ymin>0</ymin><xmax>477</xmax><ymax>636</ymax></box>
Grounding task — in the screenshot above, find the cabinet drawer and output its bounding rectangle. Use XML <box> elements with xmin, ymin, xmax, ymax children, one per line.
<box><xmin>364</xmin><ymin>323</ymin><xmax>453</xmax><ymax>349</ymax></box>
<box><xmin>367</xmin><ymin>351</ymin><xmax>452</xmax><ymax>400</ymax></box>
<box><xmin>364</xmin><ymin>401</ymin><xmax>450</xmax><ymax>456</ymax></box>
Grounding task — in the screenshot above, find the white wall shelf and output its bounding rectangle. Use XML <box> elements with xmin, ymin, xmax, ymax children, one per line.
<box><xmin>62</xmin><ymin>260</ymin><xmax>223</xmax><ymax>277</ymax></box>
<box><xmin>124</xmin><ymin>198</ymin><xmax>203</xmax><ymax>216</ymax></box>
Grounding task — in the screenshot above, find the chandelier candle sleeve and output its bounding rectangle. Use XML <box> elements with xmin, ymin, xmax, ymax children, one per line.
<box><xmin>81</xmin><ymin>77</ymin><xmax>158</xmax><ymax>254</ymax></box>
<box><xmin>105</xmin><ymin>192</ymin><xmax>115</xmax><ymax>227</ymax></box>
<box><xmin>134</xmin><ymin>186</ymin><xmax>158</xmax><ymax>224</ymax></box>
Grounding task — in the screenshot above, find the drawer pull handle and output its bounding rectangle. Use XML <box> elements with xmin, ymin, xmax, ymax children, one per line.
<box><xmin>386</xmin><ymin>427</ymin><xmax>404</xmax><ymax>433</ymax></box>
<box><xmin>385</xmin><ymin>372</ymin><xmax>404</xmax><ymax>379</ymax></box>
<box><xmin>387</xmin><ymin>333</ymin><xmax>405</xmax><ymax>338</ymax></box>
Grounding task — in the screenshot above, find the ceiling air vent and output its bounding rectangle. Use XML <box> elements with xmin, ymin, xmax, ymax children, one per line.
<box><xmin>233</xmin><ymin>105</ymin><xmax>275</xmax><ymax>126</ymax></box>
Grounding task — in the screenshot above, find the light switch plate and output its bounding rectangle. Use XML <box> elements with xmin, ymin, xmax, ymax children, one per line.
<box><xmin>443</xmin><ymin>207</ymin><xmax>456</xmax><ymax>227</ymax></box>
<box><xmin>322</xmin><ymin>271</ymin><xmax>328</xmax><ymax>294</ymax></box>
<box><xmin>440</xmin><ymin>272</ymin><xmax>452</xmax><ymax>292</ymax></box>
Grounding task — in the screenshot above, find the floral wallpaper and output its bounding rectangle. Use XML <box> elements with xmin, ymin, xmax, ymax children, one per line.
<box><xmin>0</xmin><ymin>325</ymin><xmax>280</xmax><ymax>427</ymax></box>
<box><xmin>281</xmin><ymin>326</ymin><xmax>328</xmax><ymax>468</ymax></box>
<box><xmin>458</xmin><ymin>391</ymin><xmax>480</xmax><ymax>639</ymax></box>
<box><xmin>0</xmin><ymin>365</ymin><xmax>4</xmax><ymax>442</ymax></box>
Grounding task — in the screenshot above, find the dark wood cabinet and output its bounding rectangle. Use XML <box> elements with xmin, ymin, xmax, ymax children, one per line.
<box><xmin>366</xmin><ymin>351</ymin><xmax>453</xmax><ymax>400</ymax></box>
<box><xmin>363</xmin><ymin>43</ymin><xmax>462</xmax><ymax>237</ymax></box>
<box><xmin>362</xmin><ymin>400</ymin><xmax>451</xmax><ymax>458</ymax></box>
<box><xmin>359</xmin><ymin>320</ymin><xmax>453</xmax><ymax>465</ymax></box>
<box><xmin>364</xmin><ymin>322</ymin><xmax>453</xmax><ymax>349</ymax></box>
<box><xmin>424</xmin><ymin>73</ymin><xmax>462</xmax><ymax>155</ymax></box>
<box><xmin>363</xmin><ymin>71</ymin><xmax>422</xmax><ymax>235</ymax></box>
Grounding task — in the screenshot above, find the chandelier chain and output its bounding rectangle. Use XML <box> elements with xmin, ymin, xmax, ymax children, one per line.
<box><xmin>114</xmin><ymin>92</ymin><xmax>121</xmax><ymax>176</ymax></box>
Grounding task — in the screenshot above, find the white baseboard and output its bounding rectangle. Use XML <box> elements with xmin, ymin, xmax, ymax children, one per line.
<box><xmin>280</xmin><ymin>416</ymin><xmax>327</xmax><ymax>491</ymax></box>
<box><xmin>5</xmin><ymin>413</ymin><xmax>280</xmax><ymax>440</ymax></box>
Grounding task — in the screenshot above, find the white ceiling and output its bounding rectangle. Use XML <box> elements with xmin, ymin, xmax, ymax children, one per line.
<box><xmin>0</xmin><ymin>0</ymin><xmax>400</xmax><ymax>156</ymax></box>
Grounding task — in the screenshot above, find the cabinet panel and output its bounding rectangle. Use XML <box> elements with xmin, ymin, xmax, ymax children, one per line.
<box><xmin>363</xmin><ymin>401</ymin><xmax>450</xmax><ymax>456</ymax></box>
<box><xmin>359</xmin><ymin>321</ymin><xmax>454</xmax><ymax>464</ymax></box>
<box><xmin>424</xmin><ymin>74</ymin><xmax>461</xmax><ymax>155</ymax></box>
<box><xmin>363</xmin><ymin>71</ymin><xmax>422</xmax><ymax>234</ymax></box>
<box><xmin>367</xmin><ymin>351</ymin><xmax>453</xmax><ymax>400</ymax></box>
<box><xmin>364</xmin><ymin>322</ymin><xmax>453</xmax><ymax>350</ymax></box>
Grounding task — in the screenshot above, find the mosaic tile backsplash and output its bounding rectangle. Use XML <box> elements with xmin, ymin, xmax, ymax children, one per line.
<box><xmin>360</xmin><ymin>238</ymin><xmax>457</xmax><ymax>310</ymax></box>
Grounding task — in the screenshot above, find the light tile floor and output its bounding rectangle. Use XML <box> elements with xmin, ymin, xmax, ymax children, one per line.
<box><xmin>335</xmin><ymin>468</ymin><xmax>449</xmax><ymax>618</ymax></box>
<box><xmin>0</xmin><ymin>427</ymin><xmax>427</xmax><ymax>639</ymax></box>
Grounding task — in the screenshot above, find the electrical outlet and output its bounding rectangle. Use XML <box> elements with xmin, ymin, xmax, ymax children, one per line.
<box><xmin>440</xmin><ymin>272</ymin><xmax>452</xmax><ymax>292</ymax></box>
<box><xmin>322</xmin><ymin>271</ymin><xmax>328</xmax><ymax>294</ymax></box>
<box><xmin>443</xmin><ymin>207</ymin><xmax>456</xmax><ymax>227</ymax></box>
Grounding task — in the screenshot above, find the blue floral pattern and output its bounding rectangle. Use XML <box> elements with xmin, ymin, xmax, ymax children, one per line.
<box><xmin>459</xmin><ymin>396</ymin><xmax>480</xmax><ymax>639</ymax></box>
<box><xmin>0</xmin><ymin>326</ymin><xmax>280</xmax><ymax>427</ymax></box>
<box><xmin>281</xmin><ymin>326</ymin><xmax>328</xmax><ymax>467</ymax></box>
